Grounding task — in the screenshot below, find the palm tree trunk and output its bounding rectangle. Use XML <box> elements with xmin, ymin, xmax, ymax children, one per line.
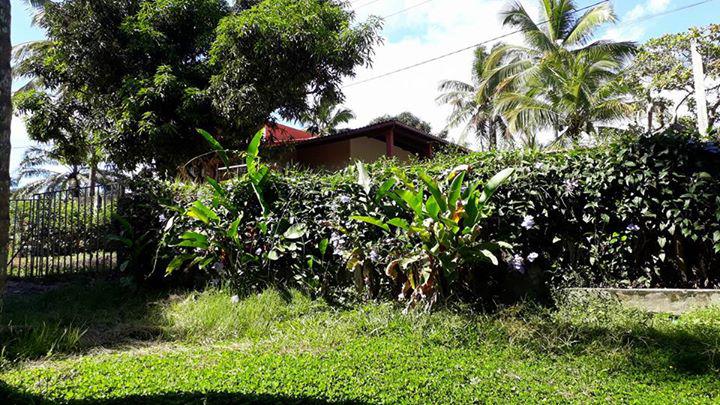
<box><xmin>0</xmin><ymin>0</ymin><xmax>11</xmax><ymax>297</ymax></box>
<box><xmin>488</xmin><ymin>121</ymin><xmax>497</xmax><ymax>150</ymax></box>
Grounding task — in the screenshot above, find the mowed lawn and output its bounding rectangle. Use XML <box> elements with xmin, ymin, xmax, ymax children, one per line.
<box><xmin>1</xmin><ymin>279</ymin><xmax>719</xmax><ymax>404</ymax></box>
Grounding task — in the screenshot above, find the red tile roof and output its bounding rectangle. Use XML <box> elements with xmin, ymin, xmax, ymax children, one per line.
<box><xmin>264</xmin><ymin>123</ymin><xmax>316</xmax><ymax>144</ymax></box>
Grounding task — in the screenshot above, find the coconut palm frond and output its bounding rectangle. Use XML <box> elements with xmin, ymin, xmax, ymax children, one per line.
<box><xmin>564</xmin><ymin>2</ymin><xmax>616</xmax><ymax>46</ymax></box>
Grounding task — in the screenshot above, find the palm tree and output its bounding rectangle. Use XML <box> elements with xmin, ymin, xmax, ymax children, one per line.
<box><xmin>482</xmin><ymin>0</ymin><xmax>636</xmax><ymax>143</ymax></box>
<box><xmin>13</xmin><ymin>145</ymin><xmax>117</xmax><ymax>196</ymax></box>
<box><xmin>12</xmin><ymin>0</ymin><xmax>50</xmax><ymax>93</ymax></box>
<box><xmin>437</xmin><ymin>46</ymin><xmax>512</xmax><ymax>150</ymax></box>
<box><xmin>301</xmin><ymin>98</ymin><xmax>355</xmax><ymax>136</ymax></box>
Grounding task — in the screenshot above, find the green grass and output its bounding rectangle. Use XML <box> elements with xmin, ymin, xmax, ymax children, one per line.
<box><xmin>1</xmin><ymin>280</ymin><xmax>720</xmax><ymax>403</ymax></box>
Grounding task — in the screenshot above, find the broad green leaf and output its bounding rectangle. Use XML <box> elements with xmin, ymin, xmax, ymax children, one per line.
<box><xmin>206</xmin><ymin>177</ymin><xmax>226</xmax><ymax>197</ymax></box>
<box><xmin>284</xmin><ymin>223</ymin><xmax>307</xmax><ymax>240</ymax></box>
<box><xmin>166</xmin><ymin>254</ymin><xmax>193</xmax><ymax>274</ymax></box>
<box><xmin>448</xmin><ymin>170</ymin><xmax>466</xmax><ymax>209</ymax></box>
<box><xmin>396</xmin><ymin>189</ymin><xmax>422</xmax><ymax>215</ymax></box>
<box><xmin>387</xmin><ymin>217</ymin><xmax>410</xmax><ymax>230</ymax></box>
<box><xmin>375</xmin><ymin>177</ymin><xmax>397</xmax><ymax>202</ymax></box>
<box><xmin>419</xmin><ymin>172</ymin><xmax>447</xmax><ymax>212</ymax></box>
<box><xmin>197</xmin><ymin>128</ymin><xmax>229</xmax><ymax>168</ymax></box>
<box><xmin>479</xmin><ymin>168</ymin><xmax>515</xmax><ymax>204</ymax></box>
<box><xmin>318</xmin><ymin>238</ymin><xmax>329</xmax><ymax>256</ymax></box>
<box><xmin>186</xmin><ymin>201</ymin><xmax>219</xmax><ymax>224</ymax></box>
<box><xmin>425</xmin><ymin>195</ymin><xmax>440</xmax><ymax>219</ymax></box>
<box><xmin>227</xmin><ymin>216</ymin><xmax>242</xmax><ymax>241</ymax></box>
<box><xmin>178</xmin><ymin>231</ymin><xmax>209</xmax><ymax>249</ymax></box>
<box><xmin>350</xmin><ymin>215</ymin><xmax>390</xmax><ymax>232</ymax></box>
<box><xmin>246</xmin><ymin>129</ymin><xmax>263</xmax><ymax>176</ymax></box>
<box><xmin>464</xmin><ymin>194</ymin><xmax>479</xmax><ymax>226</ymax></box>
<box><xmin>267</xmin><ymin>250</ymin><xmax>280</xmax><ymax>261</ymax></box>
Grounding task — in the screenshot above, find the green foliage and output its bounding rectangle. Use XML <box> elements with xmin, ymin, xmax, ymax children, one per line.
<box><xmin>161</xmin><ymin>130</ymin><xmax>309</xmax><ymax>293</ymax></box>
<box><xmin>625</xmin><ymin>23</ymin><xmax>720</xmax><ymax>131</ymax></box>
<box><xmin>120</xmin><ymin>129</ymin><xmax>720</xmax><ymax>303</ymax></box>
<box><xmin>15</xmin><ymin>0</ymin><xmax>382</xmax><ymax>176</ymax></box>
<box><xmin>370</xmin><ymin>111</ymin><xmax>434</xmax><ymax>134</ymax></box>
<box><xmin>484</xmin><ymin>0</ymin><xmax>636</xmax><ymax>142</ymax></box>
<box><xmin>351</xmin><ymin>163</ymin><xmax>514</xmax><ymax>309</ymax></box>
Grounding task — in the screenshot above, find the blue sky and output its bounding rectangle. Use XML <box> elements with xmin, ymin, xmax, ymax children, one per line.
<box><xmin>8</xmin><ymin>0</ymin><xmax>720</xmax><ymax>170</ymax></box>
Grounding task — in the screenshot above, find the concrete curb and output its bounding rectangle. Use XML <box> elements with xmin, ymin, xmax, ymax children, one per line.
<box><xmin>564</xmin><ymin>288</ymin><xmax>720</xmax><ymax>315</ymax></box>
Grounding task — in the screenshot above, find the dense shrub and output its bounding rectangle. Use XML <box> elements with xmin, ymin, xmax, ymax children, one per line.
<box><xmin>118</xmin><ymin>130</ymin><xmax>720</xmax><ymax>303</ymax></box>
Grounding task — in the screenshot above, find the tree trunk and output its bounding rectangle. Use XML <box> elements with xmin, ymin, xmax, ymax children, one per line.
<box><xmin>0</xmin><ymin>0</ymin><xmax>11</xmax><ymax>298</ymax></box>
<box><xmin>488</xmin><ymin>120</ymin><xmax>497</xmax><ymax>150</ymax></box>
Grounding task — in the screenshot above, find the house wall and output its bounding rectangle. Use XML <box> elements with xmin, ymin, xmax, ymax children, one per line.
<box><xmin>296</xmin><ymin>140</ymin><xmax>352</xmax><ymax>169</ymax></box>
<box><xmin>350</xmin><ymin>137</ymin><xmax>415</xmax><ymax>163</ymax></box>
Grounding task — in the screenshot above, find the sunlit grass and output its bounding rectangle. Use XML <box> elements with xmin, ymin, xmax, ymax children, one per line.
<box><xmin>2</xmin><ymin>280</ymin><xmax>719</xmax><ymax>403</ymax></box>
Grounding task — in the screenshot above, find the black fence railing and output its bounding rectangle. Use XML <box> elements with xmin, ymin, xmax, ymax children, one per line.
<box><xmin>7</xmin><ymin>184</ymin><xmax>123</xmax><ymax>278</ymax></box>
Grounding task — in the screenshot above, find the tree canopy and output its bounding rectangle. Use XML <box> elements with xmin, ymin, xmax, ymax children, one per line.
<box><xmin>370</xmin><ymin>112</ymin><xmax>434</xmax><ymax>134</ymax></box>
<box><xmin>482</xmin><ymin>0</ymin><xmax>636</xmax><ymax>143</ymax></box>
<box><xmin>625</xmin><ymin>24</ymin><xmax>720</xmax><ymax>131</ymax></box>
<box><xmin>15</xmin><ymin>0</ymin><xmax>382</xmax><ymax>176</ymax></box>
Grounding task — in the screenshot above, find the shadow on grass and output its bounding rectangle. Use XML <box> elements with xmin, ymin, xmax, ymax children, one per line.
<box><xmin>510</xmin><ymin>306</ymin><xmax>720</xmax><ymax>377</ymax></box>
<box><xmin>0</xmin><ymin>380</ymin><xmax>368</xmax><ymax>405</ymax></box>
<box><xmin>0</xmin><ymin>274</ymin><xmax>171</xmax><ymax>361</ymax></box>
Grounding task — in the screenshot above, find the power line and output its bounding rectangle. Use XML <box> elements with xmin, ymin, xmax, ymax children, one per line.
<box><xmin>344</xmin><ymin>0</ymin><xmax>718</xmax><ymax>88</ymax></box>
<box><xmin>344</xmin><ymin>0</ymin><xmax>609</xmax><ymax>88</ymax></box>
<box><xmin>382</xmin><ymin>0</ymin><xmax>435</xmax><ymax>18</ymax></box>
<box><xmin>353</xmin><ymin>0</ymin><xmax>385</xmax><ymax>9</ymax></box>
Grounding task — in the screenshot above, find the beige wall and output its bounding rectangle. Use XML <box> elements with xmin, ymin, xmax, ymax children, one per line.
<box><xmin>350</xmin><ymin>137</ymin><xmax>415</xmax><ymax>163</ymax></box>
<box><xmin>296</xmin><ymin>140</ymin><xmax>351</xmax><ymax>170</ymax></box>
<box><xmin>293</xmin><ymin>136</ymin><xmax>419</xmax><ymax>170</ymax></box>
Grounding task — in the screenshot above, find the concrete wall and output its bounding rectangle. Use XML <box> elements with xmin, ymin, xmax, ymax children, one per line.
<box><xmin>564</xmin><ymin>288</ymin><xmax>720</xmax><ymax>315</ymax></box>
<box><xmin>349</xmin><ymin>137</ymin><xmax>415</xmax><ymax>163</ymax></box>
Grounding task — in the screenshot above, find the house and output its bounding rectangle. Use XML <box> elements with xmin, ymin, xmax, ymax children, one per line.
<box><xmin>263</xmin><ymin>120</ymin><xmax>452</xmax><ymax>170</ymax></box>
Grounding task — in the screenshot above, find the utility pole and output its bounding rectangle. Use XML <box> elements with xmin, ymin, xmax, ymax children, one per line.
<box><xmin>691</xmin><ymin>38</ymin><xmax>709</xmax><ymax>137</ymax></box>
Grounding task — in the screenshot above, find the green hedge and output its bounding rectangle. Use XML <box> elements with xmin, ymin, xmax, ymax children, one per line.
<box><xmin>118</xmin><ymin>130</ymin><xmax>720</xmax><ymax>301</ymax></box>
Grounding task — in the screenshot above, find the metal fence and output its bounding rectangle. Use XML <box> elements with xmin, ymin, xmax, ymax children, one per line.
<box><xmin>6</xmin><ymin>185</ymin><xmax>123</xmax><ymax>278</ymax></box>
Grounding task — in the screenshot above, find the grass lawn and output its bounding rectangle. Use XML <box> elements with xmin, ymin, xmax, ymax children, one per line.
<box><xmin>1</xmin><ymin>278</ymin><xmax>719</xmax><ymax>404</ymax></box>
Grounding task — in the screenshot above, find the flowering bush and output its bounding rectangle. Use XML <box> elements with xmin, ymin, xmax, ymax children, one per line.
<box><xmin>118</xmin><ymin>129</ymin><xmax>720</xmax><ymax>303</ymax></box>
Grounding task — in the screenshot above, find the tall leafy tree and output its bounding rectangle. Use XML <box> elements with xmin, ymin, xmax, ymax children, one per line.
<box><xmin>437</xmin><ymin>46</ymin><xmax>511</xmax><ymax>150</ymax></box>
<box><xmin>625</xmin><ymin>24</ymin><xmax>720</xmax><ymax>133</ymax></box>
<box><xmin>15</xmin><ymin>0</ymin><xmax>382</xmax><ymax>176</ymax></box>
<box><xmin>300</xmin><ymin>97</ymin><xmax>355</xmax><ymax>136</ymax></box>
<box><xmin>0</xmin><ymin>0</ymin><xmax>10</xmax><ymax>295</ymax></box>
<box><xmin>370</xmin><ymin>111</ymin><xmax>434</xmax><ymax>134</ymax></box>
<box><xmin>483</xmin><ymin>0</ymin><xmax>635</xmax><ymax>143</ymax></box>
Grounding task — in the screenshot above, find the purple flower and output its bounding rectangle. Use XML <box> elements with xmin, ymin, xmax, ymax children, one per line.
<box><xmin>369</xmin><ymin>250</ymin><xmax>379</xmax><ymax>263</ymax></box>
<box><xmin>338</xmin><ymin>195</ymin><xmax>351</xmax><ymax>204</ymax></box>
<box><xmin>509</xmin><ymin>254</ymin><xmax>525</xmax><ymax>274</ymax></box>
<box><xmin>521</xmin><ymin>215</ymin><xmax>535</xmax><ymax>230</ymax></box>
<box><xmin>626</xmin><ymin>224</ymin><xmax>640</xmax><ymax>232</ymax></box>
<box><xmin>563</xmin><ymin>179</ymin><xmax>579</xmax><ymax>194</ymax></box>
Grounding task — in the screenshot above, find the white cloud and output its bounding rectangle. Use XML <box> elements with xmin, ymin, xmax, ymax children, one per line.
<box><xmin>605</xmin><ymin>0</ymin><xmax>672</xmax><ymax>42</ymax></box>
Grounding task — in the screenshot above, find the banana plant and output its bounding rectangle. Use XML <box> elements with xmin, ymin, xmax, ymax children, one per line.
<box><xmin>165</xmin><ymin>130</ymin><xmax>306</xmax><ymax>287</ymax></box>
<box><xmin>351</xmin><ymin>163</ymin><xmax>514</xmax><ymax>308</ymax></box>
